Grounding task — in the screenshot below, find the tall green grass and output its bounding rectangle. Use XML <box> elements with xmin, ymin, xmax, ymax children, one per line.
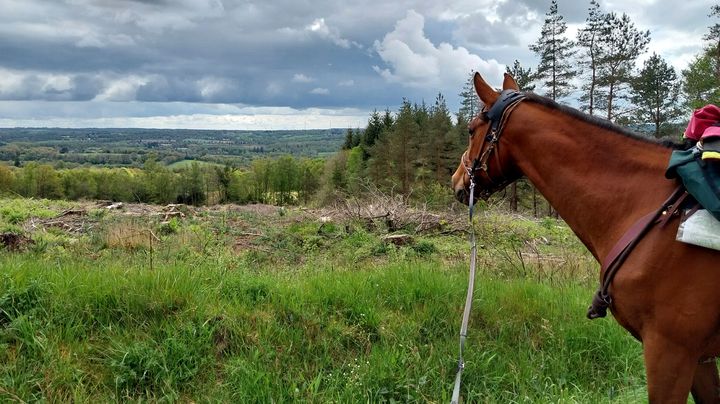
<box><xmin>0</xmin><ymin>254</ymin><xmax>644</xmax><ymax>402</ymax></box>
<box><xmin>0</xmin><ymin>200</ymin><xmax>647</xmax><ymax>402</ymax></box>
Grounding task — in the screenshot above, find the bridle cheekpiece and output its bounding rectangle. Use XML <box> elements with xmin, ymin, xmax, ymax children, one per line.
<box><xmin>463</xmin><ymin>89</ymin><xmax>526</xmax><ymax>202</ymax></box>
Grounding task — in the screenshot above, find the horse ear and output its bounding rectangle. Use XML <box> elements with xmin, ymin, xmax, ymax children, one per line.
<box><xmin>473</xmin><ymin>72</ymin><xmax>498</xmax><ymax>105</ymax></box>
<box><xmin>503</xmin><ymin>73</ymin><xmax>519</xmax><ymax>91</ymax></box>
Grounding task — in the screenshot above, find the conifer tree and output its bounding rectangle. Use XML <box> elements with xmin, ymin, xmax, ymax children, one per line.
<box><xmin>682</xmin><ymin>52</ymin><xmax>720</xmax><ymax>109</ymax></box>
<box><xmin>382</xmin><ymin>108</ymin><xmax>394</xmax><ymax>129</ymax></box>
<box><xmin>595</xmin><ymin>12</ymin><xmax>650</xmax><ymax>120</ymax></box>
<box><xmin>529</xmin><ymin>0</ymin><xmax>576</xmax><ymax>101</ymax></box>
<box><xmin>683</xmin><ymin>5</ymin><xmax>720</xmax><ymax>108</ymax></box>
<box><xmin>458</xmin><ymin>71</ymin><xmax>482</xmax><ymax>122</ymax></box>
<box><xmin>630</xmin><ymin>53</ymin><xmax>682</xmax><ymax>138</ymax></box>
<box><xmin>362</xmin><ymin>110</ymin><xmax>383</xmax><ymax>152</ymax></box>
<box><xmin>705</xmin><ymin>5</ymin><xmax>720</xmax><ymax>80</ymax></box>
<box><xmin>342</xmin><ymin>129</ymin><xmax>354</xmax><ymax>150</ymax></box>
<box><xmin>367</xmin><ymin>111</ymin><xmax>395</xmax><ymax>190</ymax></box>
<box><xmin>504</xmin><ymin>60</ymin><xmax>537</xmax><ymax>212</ymax></box>
<box><xmin>505</xmin><ymin>60</ymin><xmax>536</xmax><ymax>92</ymax></box>
<box><xmin>426</xmin><ymin>94</ymin><xmax>455</xmax><ymax>184</ymax></box>
<box><xmin>390</xmin><ymin>100</ymin><xmax>420</xmax><ymax>195</ymax></box>
<box><xmin>576</xmin><ymin>0</ymin><xmax>605</xmax><ymax>115</ymax></box>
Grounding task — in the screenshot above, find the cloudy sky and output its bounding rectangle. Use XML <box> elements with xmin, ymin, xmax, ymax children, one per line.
<box><xmin>0</xmin><ymin>0</ymin><xmax>715</xmax><ymax>129</ymax></box>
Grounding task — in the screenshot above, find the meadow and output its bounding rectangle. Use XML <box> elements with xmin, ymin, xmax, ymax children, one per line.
<box><xmin>0</xmin><ymin>197</ymin><xmax>647</xmax><ymax>402</ymax></box>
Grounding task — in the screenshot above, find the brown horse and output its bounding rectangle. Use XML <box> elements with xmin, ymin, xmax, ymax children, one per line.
<box><xmin>452</xmin><ymin>72</ymin><xmax>720</xmax><ymax>403</ymax></box>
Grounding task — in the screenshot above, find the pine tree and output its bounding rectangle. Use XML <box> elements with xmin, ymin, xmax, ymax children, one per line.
<box><xmin>576</xmin><ymin>0</ymin><xmax>605</xmax><ymax>115</ymax></box>
<box><xmin>345</xmin><ymin>146</ymin><xmax>365</xmax><ymax>196</ymax></box>
<box><xmin>529</xmin><ymin>0</ymin><xmax>576</xmax><ymax>101</ymax></box>
<box><xmin>342</xmin><ymin>128</ymin><xmax>354</xmax><ymax>150</ymax></box>
<box><xmin>630</xmin><ymin>53</ymin><xmax>682</xmax><ymax>138</ymax></box>
<box><xmin>362</xmin><ymin>110</ymin><xmax>383</xmax><ymax>152</ymax></box>
<box><xmin>504</xmin><ymin>60</ymin><xmax>536</xmax><ymax>212</ymax></box>
<box><xmin>382</xmin><ymin>108</ymin><xmax>394</xmax><ymax>129</ymax></box>
<box><xmin>367</xmin><ymin>109</ymin><xmax>396</xmax><ymax>190</ymax></box>
<box><xmin>505</xmin><ymin>60</ymin><xmax>536</xmax><ymax>92</ymax></box>
<box><xmin>458</xmin><ymin>71</ymin><xmax>482</xmax><ymax>121</ymax></box>
<box><xmin>682</xmin><ymin>52</ymin><xmax>720</xmax><ymax>109</ymax></box>
<box><xmin>367</xmin><ymin>130</ymin><xmax>392</xmax><ymax>190</ymax></box>
<box><xmin>705</xmin><ymin>5</ymin><xmax>720</xmax><ymax>80</ymax></box>
<box><xmin>681</xmin><ymin>5</ymin><xmax>720</xmax><ymax>109</ymax></box>
<box><xmin>412</xmin><ymin>101</ymin><xmax>433</xmax><ymax>186</ymax></box>
<box><xmin>426</xmin><ymin>94</ymin><xmax>455</xmax><ymax>184</ymax></box>
<box><xmin>395</xmin><ymin>100</ymin><xmax>420</xmax><ymax>195</ymax></box>
<box><xmin>595</xmin><ymin>12</ymin><xmax>650</xmax><ymax>120</ymax></box>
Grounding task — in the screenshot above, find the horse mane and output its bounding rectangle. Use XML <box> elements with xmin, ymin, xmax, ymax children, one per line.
<box><xmin>522</xmin><ymin>93</ymin><xmax>692</xmax><ymax>150</ymax></box>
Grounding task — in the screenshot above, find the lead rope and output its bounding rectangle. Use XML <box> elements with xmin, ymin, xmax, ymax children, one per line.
<box><xmin>451</xmin><ymin>177</ymin><xmax>478</xmax><ymax>404</ymax></box>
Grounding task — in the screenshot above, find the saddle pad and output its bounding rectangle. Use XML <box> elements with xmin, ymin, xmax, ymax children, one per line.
<box><xmin>677</xmin><ymin>209</ymin><xmax>720</xmax><ymax>251</ymax></box>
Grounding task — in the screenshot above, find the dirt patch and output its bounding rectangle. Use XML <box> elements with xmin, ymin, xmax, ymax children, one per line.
<box><xmin>212</xmin><ymin>203</ymin><xmax>283</xmax><ymax>216</ymax></box>
<box><xmin>25</xmin><ymin>208</ymin><xmax>94</xmax><ymax>235</ymax></box>
<box><xmin>0</xmin><ymin>233</ymin><xmax>34</xmax><ymax>251</ymax></box>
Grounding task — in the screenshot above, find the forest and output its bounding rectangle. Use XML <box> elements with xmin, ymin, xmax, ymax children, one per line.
<box><xmin>0</xmin><ymin>127</ymin><xmax>344</xmax><ymax>167</ymax></box>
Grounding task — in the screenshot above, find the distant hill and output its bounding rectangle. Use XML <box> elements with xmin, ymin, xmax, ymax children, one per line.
<box><xmin>0</xmin><ymin>127</ymin><xmax>348</xmax><ymax>168</ymax></box>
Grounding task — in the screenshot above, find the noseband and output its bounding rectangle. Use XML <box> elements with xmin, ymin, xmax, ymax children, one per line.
<box><xmin>463</xmin><ymin>90</ymin><xmax>525</xmax><ymax>200</ymax></box>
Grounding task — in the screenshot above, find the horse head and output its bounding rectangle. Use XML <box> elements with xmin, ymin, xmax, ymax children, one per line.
<box><xmin>451</xmin><ymin>72</ymin><xmax>525</xmax><ymax>204</ymax></box>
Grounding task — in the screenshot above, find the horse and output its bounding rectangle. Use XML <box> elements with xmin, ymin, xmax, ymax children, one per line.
<box><xmin>451</xmin><ymin>72</ymin><xmax>720</xmax><ymax>403</ymax></box>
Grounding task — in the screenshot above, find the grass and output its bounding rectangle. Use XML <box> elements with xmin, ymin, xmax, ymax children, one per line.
<box><xmin>166</xmin><ymin>159</ymin><xmax>223</xmax><ymax>169</ymax></box>
<box><xmin>0</xmin><ymin>198</ymin><xmax>648</xmax><ymax>402</ymax></box>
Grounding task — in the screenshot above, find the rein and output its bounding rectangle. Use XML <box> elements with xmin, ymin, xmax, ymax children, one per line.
<box><xmin>451</xmin><ymin>90</ymin><xmax>525</xmax><ymax>404</ymax></box>
<box><xmin>450</xmin><ymin>176</ymin><xmax>478</xmax><ymax>404</ymax></box>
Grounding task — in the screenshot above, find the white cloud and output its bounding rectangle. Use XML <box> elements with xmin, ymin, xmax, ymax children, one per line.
<box><xmin>338</xmin><ymin>79</ymin><xmax>354</xmax><ymax>86</ymax></box>
<box><xmin>373</xmin><ymin>10</ymin><xmax>505</xmax><ymax>89</ymax></box>
<box><xmin>292</xmin><ymin>73</ymin><xmax>315</xmax><ymax>83</ymax></box>
<box><xmin>94</xmin><ymin>74</ymin><xmax>150</xmax><ymax>101</ymax></box>
<box><xmin>0</xmin><ymin>101</ymin><xmax>368</xmax><ymax>130</ymax></box>
<box><xmin>305</xmin><ymin>17</ymin><xmax>360</xmax><ymax>48</ymax></box>
<box><xmin>309</xmin><ymin>87</ymin><xmax>330</xmax><ymax>95</ymax></box>
<box><xmin>0</xmin><ymin>68</ymin><xmax>77</xmax><ymax>100</ymax></box>
<box><xmin>197</xmin><ymin>76</ymin><xmax>236</xmax><ymax>100</ymax></box>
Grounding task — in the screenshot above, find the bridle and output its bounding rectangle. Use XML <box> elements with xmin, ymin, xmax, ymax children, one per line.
<box><xmin>462</xmin><ymin>90</ymin><xmax>526</xmax><ymax>203</ymax></box>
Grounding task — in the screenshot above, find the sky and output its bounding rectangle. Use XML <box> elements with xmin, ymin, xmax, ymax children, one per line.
<box><xmin>0</xmin><ymin>0</ymin><xmax>715</xmax><ymax>130</ymax></box>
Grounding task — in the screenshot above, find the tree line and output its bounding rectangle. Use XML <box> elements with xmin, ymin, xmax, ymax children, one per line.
<box><xmin>323</xmin><ymin>94</ymin><xmax>465</xmax><ymax>209</ymax></box>
<box><xmin>0</xmin><ymin>156</ymin><xmax>324</xmax><ymax>206</ymax></box>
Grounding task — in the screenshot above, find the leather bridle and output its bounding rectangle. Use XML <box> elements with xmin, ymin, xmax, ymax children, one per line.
<box><xmin>463</xmin><ymin>89</ymin><xmax>526</xmax><ymax>201</ymax></box>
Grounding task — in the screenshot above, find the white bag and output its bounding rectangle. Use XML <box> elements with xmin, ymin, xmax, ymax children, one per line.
<box><xmin>676</xmin><ymin>209</ymin><xmax>720</xmax><ymax>251</ymax></box>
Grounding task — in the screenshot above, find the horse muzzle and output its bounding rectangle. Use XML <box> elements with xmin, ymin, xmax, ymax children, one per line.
<box><xmin>454</xmin><ymin>188</ymin><xmax>469</xmax><ymax>205</ymax></box>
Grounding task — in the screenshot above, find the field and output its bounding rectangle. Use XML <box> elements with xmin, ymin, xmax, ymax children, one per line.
<box><xmin>0</xmin><ymin>127</ymin><xmax>345</xmax><ymax>168</ymax></box>
<box><xmin>166</xmin><ymin>159</ymin><xmax>225</xmax><ymax>169</ymax></box>
<box><xmin>0</xmin><ymin>198</ymin><xmax>647</xmax><ymax>402</ymax></box>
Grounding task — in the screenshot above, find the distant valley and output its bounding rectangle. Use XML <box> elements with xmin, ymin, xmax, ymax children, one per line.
<box><xmin>0</xmin><ymin>127</ymin><xmax>347</xmax><ymax>168</ymax></box>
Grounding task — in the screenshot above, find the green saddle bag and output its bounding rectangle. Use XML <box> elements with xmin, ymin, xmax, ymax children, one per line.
<box><xmin>665</xmin><ymin>146</ymin><xmax>720</xmax><ymax>221</ymax></box>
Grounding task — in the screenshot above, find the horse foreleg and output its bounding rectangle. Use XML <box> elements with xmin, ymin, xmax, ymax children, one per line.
<box><xmin>643</xmin><ymin>334</ymin><xmax>699</xmax><ymax>403</ymax></box>
<box><xmin>691</xmin><ymin>359</ymin><xmax>720</xmax><ymax>404</ymax></box>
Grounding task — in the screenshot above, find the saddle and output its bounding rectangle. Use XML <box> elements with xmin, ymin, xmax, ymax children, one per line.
<box><xmin>664</xmin><ymin>105</ymin><xmax>720</xmax><ymax>249</ymax></box>
<box><xmin>665</xmin><ymin>146</ymin><xmax>720</xmax><ymax>222</ymax></box>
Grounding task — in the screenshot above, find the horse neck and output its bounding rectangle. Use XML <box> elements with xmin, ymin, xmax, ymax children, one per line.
<box><xmin>503</xmin><ymin>103</ymin><xmax>675</xmax><ymax>261</ymax></box>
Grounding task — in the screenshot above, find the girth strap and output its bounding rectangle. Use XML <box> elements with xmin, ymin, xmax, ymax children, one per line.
<box><xmin>587</xmin><ymin>186</ymin><xmax>687</xmax><ymax>319</ymax></box>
